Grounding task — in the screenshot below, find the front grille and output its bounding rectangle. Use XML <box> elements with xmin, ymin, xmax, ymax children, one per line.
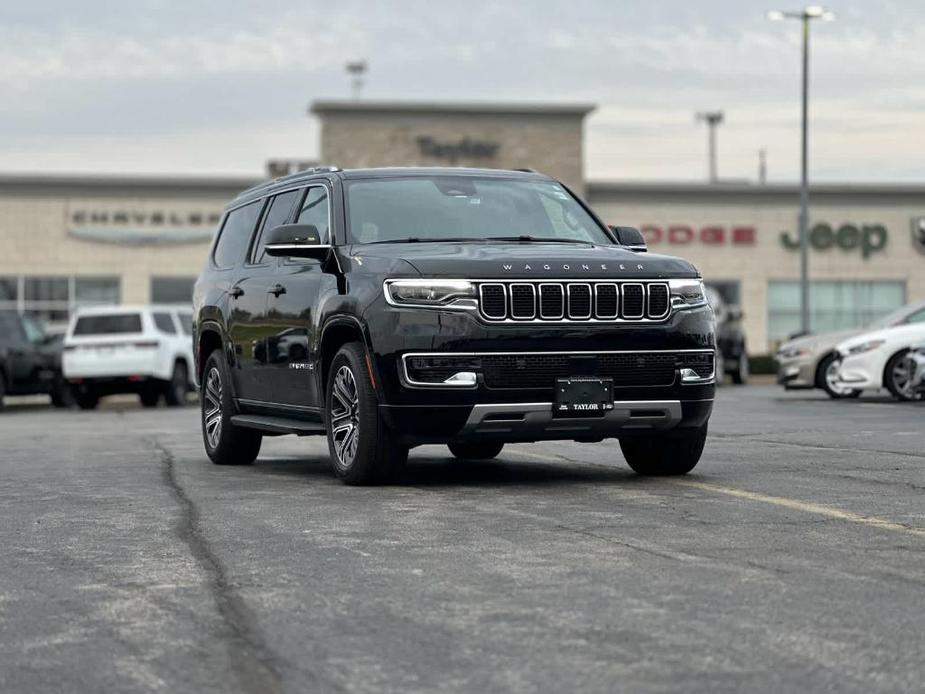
<box><xmin>477</xmin><ymin>281</ymin><xmax>670</xmax><ymax>322</ymax></box>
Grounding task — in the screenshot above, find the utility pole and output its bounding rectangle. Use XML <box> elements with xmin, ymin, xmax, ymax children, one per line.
<box><xmin>758</xmin><ymin>149</ymin><xmax>767</xmax><ymax>184</ymax></box>
<box><xmin>695</xmin><ymin>111</ymin><xmax>724</xmax><ymax>183</ymax></box>
<box><xmin>768</xmin><ymin>6</ymin><xmax>835</xmax><ymax>335</ymax></box>
<box><xmin>345</xmin><ymin>60</ymin><xmax>367</xmax><ymax>100</ymax></box>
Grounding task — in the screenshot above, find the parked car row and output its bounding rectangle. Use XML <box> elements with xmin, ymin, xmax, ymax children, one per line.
<box><xmin>775</xmin><ymin>299</ymin><xmax>925</xmax><ymax>401</ymax></box>
<box><xmin>0</xmin><ymin>305</ymin><xmax>195</xmax><ymax>411</ymax></box>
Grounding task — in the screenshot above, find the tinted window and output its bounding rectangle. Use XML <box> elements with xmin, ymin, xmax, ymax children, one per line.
<box><xmin>296</xmin><ymin>187</ymin><xmax>330</xmax><ymax>242</ymax></box>
<box><xmin>177</xmin><ymin>313</ymin><xmax>193</xmax><ymax>336</ymax></box>
<box><xmin>21</xmin><ymin>316</ymin><xmax>45</xmax><ymax>343</ymax></box>
<box><xmin>902</xmin><ymin>308</ymin><xmax>925</xmax><ymax>324</ymax></box>
<box><xmin>73</xmin><ymin>314</ymin><xmax>142</xmax><ymax>335</ymax></box>
<box><xmin>252</xmin><ymin>190</ymin><xmax>300</xmax><ymax>263</ymax></box>
<box><xmin>151</xmin><ymin>277</ymin><xmax>195</xmax><ymax>303</ymax></box>
<box><xmin>153</xmin><ymin>312</ymin><xmax>177</xmax><ymax>334</ymax></box>
<box><xmin>214</xmin><ymin>201</ymin><xmax>262</xmax><ymax>268</ymax></box>
<box><xmin>345</xmin><ymin>177</ymin><xmax>608</xmax><ymax>245</ymax></box>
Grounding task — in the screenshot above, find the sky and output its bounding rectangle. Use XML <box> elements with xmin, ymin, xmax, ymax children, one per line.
<box><xmin>1</xmin><ymin>0</ymin><xmax>923</xmax><ymax>183</ymax></box>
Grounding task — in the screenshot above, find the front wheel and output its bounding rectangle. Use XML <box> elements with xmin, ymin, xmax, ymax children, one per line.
<box><xmin>201</xmin><ymin>350</ymin><xmax>262</xmax><ymax>465</ymax></box>
<box><xmin>326</xmin><ymin>342</ymin><xmax>407</xmax><ymax>485</ymax></box>
<box><xmin>620</xmin><ymin>424</ymin><xmax>708</xmax><ymax>476</ymax></box>
<box><xmin>884</xmin><ymin>350</ymin><xmax>921</xmax><ymax>402</ymax></box>
<box><xmin>819</xmin><ymin>354</ymin><xmax>861</xmax><ymax>399</ymax></box>
<box><xmin>730</xmin><ymin>352</ymin><xmax>749</xmax><ymax>385</ymax></box>
<box><xmin>448</xmin><ymin>442</ymin><xmax>504</xmax><ymax>460</ymax></box>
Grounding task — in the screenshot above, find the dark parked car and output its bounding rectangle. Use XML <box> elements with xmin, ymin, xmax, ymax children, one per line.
<box><xmin>705</xmin><ymin>286</ymin><xmax>748</xmax><ymax>384</ymax></box>
<box><xmin>193</xmin><ymin>167</ymin><xmax>716</xmax><ymax>484</ymax></box>
<box><xmin>0</xmin><ymin>311</ymin><xmax>69</xmax><ymax>409</ymax></box>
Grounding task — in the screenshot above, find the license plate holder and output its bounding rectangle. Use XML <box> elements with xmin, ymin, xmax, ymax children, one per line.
<box><xmin>555</xmin><ymin>376</ymin><xmax>614</xmax><ymax>416</ymax></box>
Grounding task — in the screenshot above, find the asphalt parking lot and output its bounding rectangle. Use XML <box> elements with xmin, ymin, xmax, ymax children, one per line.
<box><xmin>1</xmin><ymin>385</ymin><xmax>923</xmax><ymax>694</ymax></box>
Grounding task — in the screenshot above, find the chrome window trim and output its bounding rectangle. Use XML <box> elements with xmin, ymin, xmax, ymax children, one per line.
<box><xmin>509</xmin><ymin>283</ymin><xmax>537</xmax><ymax>320</ymax></box>
<box><xmin>538</xmin><ymin>283</ymin><xmax>565</xmax><ymax>320</ymax></box>
<box><xmin>593</xmin><ymin>282</ymin><xmax>620</xmax><ymax>319</ymax></box>
<box><xmin>566</xmin><ymin>283</ymin><xmax>593</xmax><ymax>320</ymax></box>
<box><xmin>621</xmin><ymin>282</ymin><xmax>645</xmax><ymax>320</ymax></box>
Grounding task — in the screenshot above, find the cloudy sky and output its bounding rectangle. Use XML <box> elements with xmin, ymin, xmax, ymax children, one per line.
<box><xmin>1</xmin><ymin>0</ymin><xmax>923</xmax><ymax>182</ymax></box>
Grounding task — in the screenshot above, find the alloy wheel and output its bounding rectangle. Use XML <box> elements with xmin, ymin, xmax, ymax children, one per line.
<box><xmin>891</xmin><ymin>356</ymin><xmax>917</xmax><ymax>399</ymax></box>
<box><xmin>203</xmin><ymin>366</ymin><xmax>223</xmax><ymax>449</ymax></box>
<box><xmin>825</xmin><ymin>359</ymin><xmax>854</xmax><ymax>396</ymax></box>
<box><xmin>330</xmin><ymin>365</ymin><xmax>360</xmax><ymax>468</ymax></box>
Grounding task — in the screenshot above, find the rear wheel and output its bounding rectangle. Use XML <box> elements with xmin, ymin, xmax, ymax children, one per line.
<box><xmin>201</xmin><ymin>350</ymin><xmax>262</xmax><ymax>465</ymax></box>
<box><xmin>885</xmin><ymin>350</ymin><xmax>921</xmax><ymax>401</ymax></box>
<box><xmin>0</xmin><ymin>371</ymin><xmax>6</xmax><ymax>411</ymax></box>
<box><xmin>164</xmin><ymin>361</ymin><xmax>189</xmax><ymax>407</ymax></box>
<box><xmin>139</xmin><ymin>390</ymin><xmax>160</xmax><ymax>408</ymax></box>
<box><xmin>74</xmin><ymin>391</ymin><xmax>99</xmax><ymax>410</ymax></box>
<box><xmin>620</xmin><ymin>424</ymin><xmax>708</xmax><ymax>476</ymax></box>
<box><xmin>326</xmin><ymin>342</ymin><xmax>407</xmax><ymax>485</ymax></box>
<box><xmin>819</xmin><ymin>353</ymin><xmax>862</xmax><ymax>399</ymax></box>
<box><xmin>730</xmin><ymin>351</ymin><xmax>749</xmax><ymax>385</ymax></box>
<box><xmin>448</xmin><ymin>442</ymin><xmax>504</xmax><ymax>460</ymax></box>
<box><xmin>50</xmin><ymin>378</ymin><xmax>73</xmax><ymax>408</ymax></box>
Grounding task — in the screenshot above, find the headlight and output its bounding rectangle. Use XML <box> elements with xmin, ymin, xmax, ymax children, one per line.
<box><xmin>778</xmin><ymin>345</ymin><xmax>814</xmax><ymax>360</ymax></box>
<box><xmin>846</xmin><ymin>339</ymin><xmax>885</xmax><ymax>355</ymax></box>
<box><xmin>669</xmin><ymin>279</ymin><xmax>707</xmax><ymax>309</ymax></box>
<box><xmin>384</xmin><ymin>279</ymin><xmax>477</xmax><ymax>309</ymax></box>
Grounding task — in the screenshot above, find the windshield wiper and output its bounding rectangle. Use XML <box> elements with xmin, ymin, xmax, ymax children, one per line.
<box><xmin>485</xmin><ymin>235</ymin><xmax>591</xmax><ymax>244</ymax></box>
<box><xmin>365</xmin><ymin>237</ymin><xmax>488</xmax><ymax>244</ymax></box>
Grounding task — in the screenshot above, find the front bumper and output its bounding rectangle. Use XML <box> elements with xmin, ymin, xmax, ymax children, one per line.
<box><xmin>775</xmin><ymin>355</ymin><xmax>816</xmax><ymax>389</ymax></box>
<box><xmin>834</xmin><ymin>352</ymin><xmax>882</xmax><ymax>391</ymax></box>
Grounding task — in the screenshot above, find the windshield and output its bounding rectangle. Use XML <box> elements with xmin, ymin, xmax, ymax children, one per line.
<box><xmin>345</xmin><ymin>176</ymin><xmax>612</xmax><ymax>245</ymax></box>
<box><xmin>870</xmin><ymin>303</ymin><xmax>925</xmax><ymax>329</ymax></box>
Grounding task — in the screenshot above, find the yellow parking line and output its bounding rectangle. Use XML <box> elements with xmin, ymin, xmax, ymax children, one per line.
<box><xmin>510</xmin><ymin>448</ymin><xmax>925</xmax><ymax>538</ymax></box>
<box><xmin>671</xmin><ymin>479</ymin><xmax>925</xmax><ymax>538</ymax></box>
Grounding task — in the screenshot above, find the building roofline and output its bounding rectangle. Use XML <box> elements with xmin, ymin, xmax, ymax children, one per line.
<box><xmin>0</xmin><ymin>172</ymin><xmax>259</xmax><ymax>190</ymax></box>
<box><xmin>309</xmin><ymin>99</ymin><xmax>596</xmax><ymax>117</ymax></box>
<box><xmin>586</xmin><ymin>179</ymin><xmax>925</xmax><ymax>196</ymax></box>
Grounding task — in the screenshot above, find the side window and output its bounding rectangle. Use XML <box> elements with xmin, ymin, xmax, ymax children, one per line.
<box><xmin>213</xmin><ymin>201</ymin><xmax>262</xmax><ymax>269</ymax></box>
<box><xmin>177</xmin><ymin>313</ymin><xmax>193</xmax><ymax>336</ymax></box>
<box><xmin>295</xmin><ymin>187</ymin><xmax>330</xmax><ymax>243</ymax></box>
<box><xmin>902</xmin><ymin>308</ymin><xmax>925</xmax><ymax>325</ymax></box>
<box><xmin>251</xmin><ymin>190</ymin><xmax>300</xmax><ymax>264</ymax></box>
<box><xmin>152</xmin><ymin>312</ymin><xmax>177</xmax><ymax>335</ymax></box>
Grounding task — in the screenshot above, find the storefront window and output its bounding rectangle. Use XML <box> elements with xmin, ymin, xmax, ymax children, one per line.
<box><xmin>768</xmin><ymin>280</ymin><xmax>906</xmax><ymax>343</ymax></box>
<box><xmin>75</xmin><ymin>277</ymin><xmax>120</xmax><ymax>305</ymax></box>
<box><xmin>150</xmin><ymin>277</ymin><xmax>196</xmax><ymax>304</ymax></box>
<box><xmin>0</xmin><ymin>275</ymin><xmax>120</xmax><ymax>330</ymax></box>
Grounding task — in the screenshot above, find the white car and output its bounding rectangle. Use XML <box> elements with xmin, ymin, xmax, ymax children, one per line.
<box><xmin>909</xmin><ymin>343</ymin><xmax>925</xmax><ymax>395</ymax></box>
<box><xmin>63</xmin><ymin>305</ymin><xmax>195</xmax><ymax>410</ymax></box>
<box><xmin>834</xmin><ymin>322</ymin><xmax>925</xmax><ymax>401</ymax></box>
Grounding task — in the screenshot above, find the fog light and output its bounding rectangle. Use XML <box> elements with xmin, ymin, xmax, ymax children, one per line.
<box><xmin>680</xmin><ymin>367</ymin><xmax>714</xmax><ymax>384</ymax></box>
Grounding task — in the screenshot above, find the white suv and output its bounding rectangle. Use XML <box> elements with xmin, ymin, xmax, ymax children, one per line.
<box><xmin>63</xmin><ymin>305</ymin><xmax>195</xmax><ymax>410</ymax></box>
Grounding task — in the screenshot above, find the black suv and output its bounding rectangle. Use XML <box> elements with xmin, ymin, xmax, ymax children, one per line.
<box><xmin>0</xmin><ymin>311</ymin><xmax>69</xmax><ymax>410</ymax></box>
<box><xmin>193</xmin><ymin>167</ymin><xmax>715</xmax><ymax>484</ymax></box>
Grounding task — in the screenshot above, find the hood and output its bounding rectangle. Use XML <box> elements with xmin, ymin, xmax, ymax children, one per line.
<box><xmin>350</xmin><ymin>241</ymin><xmax>698</xmax><ymax>280</ymax></box>
<box><xmin>838</xmin><ymin>323</ymin><xmax>925</xmax><ymax>352</ymax></box>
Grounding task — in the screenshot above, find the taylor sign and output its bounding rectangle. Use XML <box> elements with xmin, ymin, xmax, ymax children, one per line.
<box><xmin>779</xmin><ymin>222</ymin><xmax>888</xmax><ymax>258</ymax></box>
<box><xmin>640</xmin><ymin>225</ymin><xmax>756</xmax><ymax>246</ymax></box>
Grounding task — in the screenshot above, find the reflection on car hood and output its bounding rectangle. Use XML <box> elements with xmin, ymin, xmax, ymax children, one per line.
<box><xmin>351</xmin><ymin>242</ymin><xmax>699</xmax><ymax>280</ymax></box>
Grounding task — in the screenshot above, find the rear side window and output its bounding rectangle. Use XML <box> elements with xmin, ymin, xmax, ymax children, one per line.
<box><xmin>251</xmin><ymin>190</ymin><xmax>300</xmax><ymax>264</ymax></box>
<box><xmin>178</xmin><ymin>313</ymin><xmax>193</xmax><ymax>336</ymax></box>
<box><xmin>214</xmin><ymin>201</ymin><xmax>262</xmax><ymax>269</ymax></box>
<box><xmin>153</xmin><ymin>312</ymin><xmax>177</xmax><ymax>334</ymax></box>
<box><xmin>73</xmin><ymin>314</ymin><xmax>142</xmax><ymax>335</ymax></box>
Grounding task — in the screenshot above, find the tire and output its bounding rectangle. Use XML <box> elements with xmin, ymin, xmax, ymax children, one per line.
<box><xmin>620</xmin><ymin>424</ymin><xmax>708</xmax><ymax>476</ymax></box>
<box><xmin>818</xmin><ymin>353</ymin><xmax>862</xmax><ymax>399</ymax></box>
<box><xmin>139</xmin><ymin>390</ymin><xmax>160</xmax><ymax>408</ymax></box>
<box><xmin>714</xmin><ymin>352</ymin><xmax>725</xmax><ymax>386</ymax></box>
<box><xmin>325</xmin><ymin>342</ymin><xmax>407</xmax><ymax>485</ymax></box>
<box><xmin>0</xmin><ymin>370</ymin><xmax>6</xmax><ymax>411</ymax></box>
<box><xmin>884</xmin><ymin>350</ymin><xmax>921</xmax><ymax>402</ymax></box>
<box><xmin>201</xmin><ymin>350</ymin><xmax>262</xmax><ymax>465</ymax></box>
<box><xmin>447</xmin><ymin>442</ymin><xmax>504</xmax><ymax>460</ymax></box>
<box><xmin>74</xmin><ymin>391</ymin><xmax>99</xmax><ymax>410</ymax></box>
<box><xmin>164</xmin><ymin>361</ymin><xmax>189</xmax><ymax>407</ymax></box>
<box><xmin>730</xmin><ymin>351</ymin><xmax>749</xmax><ymax>385</ymax></box>
<box><xmin>50</xmin><ymin>378</ymin><xmax>73</xmax><ymax>408</ymax></box>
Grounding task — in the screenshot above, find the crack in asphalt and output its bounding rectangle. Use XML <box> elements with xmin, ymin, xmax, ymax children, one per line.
<box><xmin>154</xmin><ymin>440</ymin><xmax>286</xmax><ymax>694</ymax></box>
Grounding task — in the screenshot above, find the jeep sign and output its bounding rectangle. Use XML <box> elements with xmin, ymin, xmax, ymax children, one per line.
<box><xmin>780</xmin><ymin>222</ymin><xmax>888</xmax><ymax>258</ymax></box>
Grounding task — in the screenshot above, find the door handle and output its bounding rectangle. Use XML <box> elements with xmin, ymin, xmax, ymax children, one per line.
<box><xmin>268</xmin><ymin>284</ymin><xmax>287</xmax><ymax>297</ymax></box>
<box><xmin>229</xmin><ymin>286</ymin><xmax>244</xmax><ymax>299</ymax></box>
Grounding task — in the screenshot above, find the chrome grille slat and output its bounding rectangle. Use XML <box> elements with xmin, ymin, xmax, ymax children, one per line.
<box><xmin>477</xmin><ymin>280</ymin><xmax>673</xmax><ymax>322</ymax></box>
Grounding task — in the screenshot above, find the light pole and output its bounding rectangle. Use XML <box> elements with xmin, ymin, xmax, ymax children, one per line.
<box><xmin>768</xmin><ymin>5</ymin><xmax>834</xmax><ymax>335</ymax></box>
<box><xmin>345</xmin><ymin>60</ymin><xmax>368</xmax><ymax>100</ymax></box>
<box><xmin>696</xmin><ymin>111</ymin><xmax>724</xmax><ymax>183</ymax></box>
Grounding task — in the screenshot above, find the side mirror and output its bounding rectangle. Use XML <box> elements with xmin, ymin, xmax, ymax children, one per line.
<box><xmin>264</xmin><ymin>224</ymin><xmax>330</xmax><ymax>259</ymax></box>
<box><xmin>609</xmin><ymin>225</ymin><xmax>647</xmax><ymax>253</ymax></box>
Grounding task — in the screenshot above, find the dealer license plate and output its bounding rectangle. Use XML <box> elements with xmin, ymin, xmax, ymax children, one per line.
<box><xmin>555</xmin><ymin>377</ymin><xmax>614</xmax><ymax>416</ymax></box>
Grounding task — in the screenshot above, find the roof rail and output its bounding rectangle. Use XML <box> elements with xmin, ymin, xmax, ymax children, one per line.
<box><xmin>511</xmin><ymin>167</ymin><xmax>538</xmax><ymax>173</ymax></box>
<box><xmin>234</xmin><ymin>165</ymin><xmax>341</xmax><ymax>200</ymax></box>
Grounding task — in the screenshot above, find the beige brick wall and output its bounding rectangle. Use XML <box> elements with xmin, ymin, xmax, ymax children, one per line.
<box><xmin>319</xmin><ymin>111</ymin><xmax>586</xmax><ymax>193</ymax></box>
<box><xmin>589</xmin><ymin>195</ymin><xmax>925</xmax><ymax>353</ymax></box>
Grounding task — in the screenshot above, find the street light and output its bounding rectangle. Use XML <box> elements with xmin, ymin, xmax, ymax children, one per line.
<box><xmin>695</xmin><ymin>111</ymin><xmax>724</xmax><ymax>183</ymax></box>
<box><xmin>768</xmin><ymin>6</ymin><xmax>835</xmax><ymax>335</ymax></box>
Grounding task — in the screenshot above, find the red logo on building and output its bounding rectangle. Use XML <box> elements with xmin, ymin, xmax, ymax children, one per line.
<box><xmin>640</xmin><ymin>225</ymin><xmax>756</xmax><ymax>246</ymax></box>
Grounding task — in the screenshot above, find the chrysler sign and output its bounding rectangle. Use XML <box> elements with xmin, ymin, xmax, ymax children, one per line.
<box><xmin>67</xmin><ymin>205</ymin><xmax>222</xmax><ymax>246</ymax></box>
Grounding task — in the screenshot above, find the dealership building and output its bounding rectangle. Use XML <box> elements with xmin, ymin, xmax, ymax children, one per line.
<box><xmin>2</xmin><ymin>99</ymin><xmax>924</xmax><ymax>356</ymax></box>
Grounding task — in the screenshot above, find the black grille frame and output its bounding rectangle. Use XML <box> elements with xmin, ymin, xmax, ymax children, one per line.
<box><xmin>475</xmin><ymin>280</ymin><xmax>671</xmax><ymax>322</ymax></box>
